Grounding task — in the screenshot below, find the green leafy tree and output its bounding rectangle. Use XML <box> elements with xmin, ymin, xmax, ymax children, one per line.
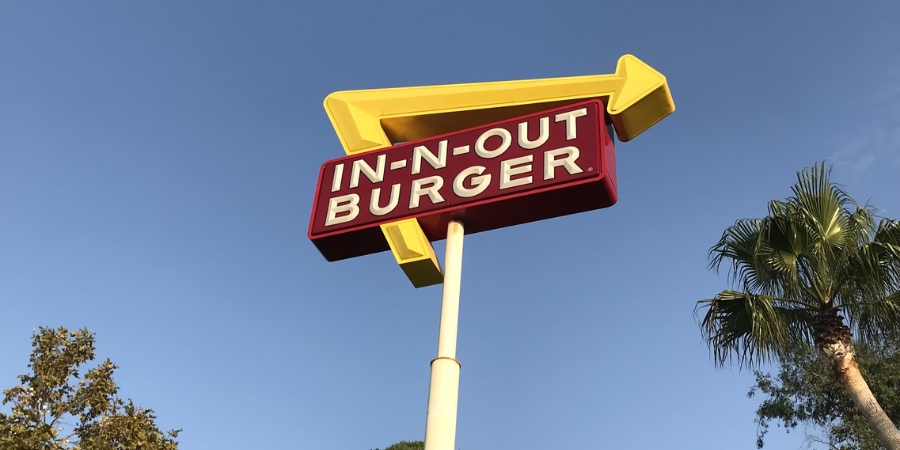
<box><xmin>386</xmin><ymin>442</ymin><xmax>424</xmax><ymax>450</ymax></box>
<box><xmin>371</xmin><ymin>440</ymin><xmax>424</xmax><ymax>450</ymax></box>
<box><xmin>750</xmin><ymin>337</ymin><xmax>900</xmax><ymax>449</ymax></box>
<box><xmin>0</xmin><ymin>327</ymin><xmax>181</xmax><ymax>450</ymax></box>
<box><xmin>373</xmin><ymin>441</ymin><xmax>424</xmax><ymax>450</ymax></box>
<box><xmin>696</xmin><ymin>164</ymin><xmax>900</xmax><ymax>449</ymax></box>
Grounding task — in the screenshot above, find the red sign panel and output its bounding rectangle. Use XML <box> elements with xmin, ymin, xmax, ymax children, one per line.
<box><xmin>309</xmin><ymin>99</ymin><xmax>617</xmax><ymax>261</ymax></box>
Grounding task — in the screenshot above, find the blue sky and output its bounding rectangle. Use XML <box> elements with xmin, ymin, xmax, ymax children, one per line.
<box><xmin>1</xmin><ymin>1</ymin><xmax>899</xmax><ymax>449</ymax></box>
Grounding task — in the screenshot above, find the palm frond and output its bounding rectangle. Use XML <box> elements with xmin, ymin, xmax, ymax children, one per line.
<box><xmin>841</xmin><ymin>218</ymin><xmax>900</xmax><ymax>342</ymax></box>
<box><xmin>844</xmin><ymin>203</ymin><xmax>877</xmax><ymax>249</ymax></box>
<box><xmin>696</xmin><ymin>290</ymin><xmax>816</xmax><ymax>369</ymax></box>
<box><xmin>758</xmin><ymin>211</ymin><xmax>805</xmax><ymax>297</ymax></box>
<box><xmin>709</xmin><ymin>215</ymin><xmax>809</xmax><ymax>298</ymax></box>
<box><xmin>873</xmin><ymin>219</ymin><xmax>900</xmax><ymax>267</ymax></box>
<box><xmin>843</xmin><ymin>291</ymin><xmax>900</xmax><ymax>346</ymax></box>
<box><xmin>767</xmin><ymin>199</ymin><xmax>810</xmax><ymax>255</ymax></box>
<box><xmin>840</xmin><ymin>219</ymin><xmax>900</xmax><ymax>301</ymax></box>
<box><xmin>709</xmin><ymin>219</ymin><xmax>767</xmax><ymax>290</ymax></box>
<box><xmin>789</xmin><ymin>164</ymin><xmax>852</xmax><ymax>250</ymax></box>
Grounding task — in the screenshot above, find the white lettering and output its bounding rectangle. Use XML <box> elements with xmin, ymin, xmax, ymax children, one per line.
<box><xmin>544</xmin><ymin>146</ymin><xmax>583</xmax><ymax>180</ymax></box>
<box><xmin>331</xmin><ymin>163</ymin><xmax>344</xmax><ymax>192</ymax></box>
<box><xmin>453</xmin><ymin>166</ymin><xmax>491</xmax><ymax>198</ymax></box>
<box><xmin>475</xmin><ymin>128</ymin><xmax>511</xmax><ymax>159</ymax></box>
<box><xmin>500</xmin><ymin>155</ymin><xmax>533</xmax><ymax>190</ymax></box>
<box><xmin>554</xmin><ymin>108</ymin><xmax>588</xmax><ymax>140</ymax></box>
<box><xmin>350</xmin><ymin>154</ymin><xmax>386</xmax><ymax>188</ymax></box>
<box><xmin>518</xmin><ymin>117</ymin><xmax>549</xmax><ymax>149</ymax></box>
<box><xmin>409</xmin><ymin>176</ymin><xmax>445</xmax><ymax>209</ymax></box>
<box><xmin>370</xmin><ymin>184</ymin><xmax>401</xmax><ymax>216</ymax></box>
<box><xmin>452</xmin><ymin>145</ymin><xmax>470</xmax><ymax>156</ymax></box>
<box><xmin>325</xmin><ymin>194</ymin><xmax>360</xmax><ymax>226</ymax></box>
<box><xmin>412</xmin><ymin>140</ymin><xmax>447</xmax><ymax>175</ymax></box>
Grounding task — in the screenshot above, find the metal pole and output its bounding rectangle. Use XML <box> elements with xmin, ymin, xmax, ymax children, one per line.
<box><xmin>424</xmin><ymin>219</ymin><xmax>464</xmax><ymax>450</ymax></box>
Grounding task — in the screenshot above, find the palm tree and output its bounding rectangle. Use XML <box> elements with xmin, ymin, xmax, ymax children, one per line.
<box><xmin>697</xmin><ymin>164</ymin><xmax>900</xmax><ymax>449</ymax></box>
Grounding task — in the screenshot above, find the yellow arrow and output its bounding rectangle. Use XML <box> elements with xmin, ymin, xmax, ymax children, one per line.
<box><xmin>325</xmin><ymin>54</ymin><xmax>674</xmax><ymax>155</ymax></box>
<box><xmin>321</xmin><ymin>54</ymin><xmax>675</xmax><ymax>288</ymax></box>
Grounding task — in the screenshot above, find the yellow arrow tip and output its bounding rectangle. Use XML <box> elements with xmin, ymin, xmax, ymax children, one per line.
<box><xmin>610</xmin><ymin>55</ymin><xmax>665</xmax><ymax>113</ymax></box>
<box><xmin>608</xmin><ymin>54</ymin><xmax>675</xmax><ymax>141</ymax></box>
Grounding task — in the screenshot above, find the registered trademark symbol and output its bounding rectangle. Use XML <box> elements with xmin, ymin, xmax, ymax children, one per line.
<box><xmin>588</xmin><ymin>167</ymin><xmax>594</xmax><ymax>171</ymax></box>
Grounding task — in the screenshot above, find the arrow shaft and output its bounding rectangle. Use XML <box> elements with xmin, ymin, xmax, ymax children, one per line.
<box><xmin>330</xmin><ymin>75</ymin><xmax>624</xmax><ymax>148</ymax></box>
<box><xmin>350</xmin><ymin>74</ymin><xmax>625</xmax><ymax>117</ymax></box>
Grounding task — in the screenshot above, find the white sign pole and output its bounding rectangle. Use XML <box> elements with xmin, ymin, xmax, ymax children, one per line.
<box><xmin>423</xmin><ymin>219</ymin><xmax>465</xmax><ymax>450</ymax></box>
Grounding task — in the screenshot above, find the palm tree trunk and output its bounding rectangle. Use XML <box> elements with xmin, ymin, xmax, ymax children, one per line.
<box><xmin>834</xmin><ymin>355</ymin><xmax>900</xmax><ymax>449</ymax></box>
<box><xmin>816</xmin><ymin>307</ymin><xmax>900</xmax><ymax>450</ymax></box>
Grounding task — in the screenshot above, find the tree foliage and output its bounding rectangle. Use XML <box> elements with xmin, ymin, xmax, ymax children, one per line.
<box><xmin>751</xmin><ymin>338</ymin><xmax>900</xmax><ymax>449</ymax></box>
<box><xmin>0</xmin><ymin>327</ymin><xmax>180</xmax><ymax>450</ymax></box>
<box><xmin>371</xmin><ymin>440</ymin><xmax>424</xmax><ymax>450</ymax></box>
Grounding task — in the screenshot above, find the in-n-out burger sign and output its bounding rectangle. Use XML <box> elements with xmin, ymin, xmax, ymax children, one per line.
<box><xmin>309</xmin><ymin>100</ymin><xmax>617</xmax><ymax>261</ymax></box>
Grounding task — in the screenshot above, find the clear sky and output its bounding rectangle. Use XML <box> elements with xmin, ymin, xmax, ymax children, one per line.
<box><xmin>1</xmin><ymin>1</ymin><xmax>899</xmax><ymax>449</ymax></box>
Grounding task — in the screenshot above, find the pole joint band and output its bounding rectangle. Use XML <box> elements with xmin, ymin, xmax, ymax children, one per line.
<box><xmin>430</xmin><ymin>356</ymin><xmax>461</xmax><ymax>368</ymax></box>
